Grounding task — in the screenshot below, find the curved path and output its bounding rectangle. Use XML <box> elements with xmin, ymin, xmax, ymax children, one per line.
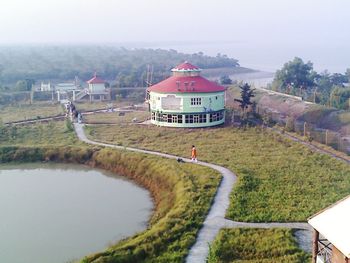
<box><xmin>74</xmin><ymin>123</ymin><xmax>311</xmax><ymax>262</ymax></box>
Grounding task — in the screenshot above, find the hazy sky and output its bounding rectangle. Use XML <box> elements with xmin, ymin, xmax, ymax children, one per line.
<box><xmin>0</xmin><ymin>0</ymin><xmax>349</xmax><ymax>72</ymax></box>
<box><xmin>0</xmin><ymin>0</ymin><xmax>349</xmax><ymax>45</ymax></box>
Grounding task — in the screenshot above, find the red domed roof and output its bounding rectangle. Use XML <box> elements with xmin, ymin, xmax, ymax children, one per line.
<box><xmin>172</xmin><ymin>61</ymin><xmax>201</xmax><ymax>71</ymax></box>
<box><xmin>87</xmin><ymin>73</ymin><xmax>105</xmax><ymax>84</ymax></box>
<box><xmin>147</xmin><ymin>75</ymin><xmax>225</xmax><ymax>93</ymax></box>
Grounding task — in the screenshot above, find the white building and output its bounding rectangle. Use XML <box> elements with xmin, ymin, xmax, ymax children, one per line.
<box><xmin>308</xmin><ymin>195</ymin><xmax>350</xmax><ymax>263</ymax></box>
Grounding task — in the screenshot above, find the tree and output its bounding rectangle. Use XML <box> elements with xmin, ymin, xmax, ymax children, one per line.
<box><xmin>330</xmin><ymin>73</ymin><xmax>348</xmax><ymax>86</ymax></box>
<box><xmin>220</xmin><ymin>75</ymin><xmax>233</xmax><ymax>85</ymax></box>
<box><xmin>314</xmin><ymin>71</ymin><xmax>334</xmax><ymax>104</ymax></box>
<box><xmin>15</xmin><ymin>80</ymin><xmax>27</xmax><ymax>91</ymax></box>
<box><xmin>329</xmin><ymin>87</ymin><xmax>350</xmax><ymax>109</ymax></box>
<box><xmin>14</xmin><ymin>79</ymin><xmax>35</xmax><ymax>91</ymax></box>
<box><xmin>346</xmin><ymin>68</ymin><xmax>350</xmax><ymax>83</ymax></box>
<box><xmin>234</xmin><ymin>83</ymin><xmax>255</xmax><ymax>118</ymax></box>
<box><xmin>313</xmin><ymin>71</ymin><xmax>349</xmax><ymax>105</ymax></box>
<box><xmin>272</xmin><ymin>57</ymin><xmax>317</xmax><ymax>95</ymax></box>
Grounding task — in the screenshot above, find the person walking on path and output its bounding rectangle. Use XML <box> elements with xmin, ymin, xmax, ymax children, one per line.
<box><xmin>191</xmin><ymin>145</ymin><xmax>197</xmax><ymax>162</ymax></box>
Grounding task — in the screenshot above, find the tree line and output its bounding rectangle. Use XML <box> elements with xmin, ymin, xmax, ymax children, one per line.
<box><xmin>0</xmin><ymin>46</ymin><xmax>239</xmax><ymax>90</ymax></box>
<box><xmin>271</xmin><ymin>57</ymin><xmax>350</xmax><ymax>109</ymax></box>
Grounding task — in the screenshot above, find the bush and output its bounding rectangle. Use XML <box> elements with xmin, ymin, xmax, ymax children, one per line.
<box><xmin>285</xmin><ymin>117</ymin><xmax>295</xmax><ymax>132</ymax></box>
<box><xmin>209</xmin><ymin>228</ymin><xmax>310</xmax><ymax>263</ymax></box>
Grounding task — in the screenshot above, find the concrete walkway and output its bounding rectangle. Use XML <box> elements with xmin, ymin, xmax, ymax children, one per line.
<box><xmin>73</xmin><ymin>123</ymin><xmax>312</xmax><ymax>262</ymax></box>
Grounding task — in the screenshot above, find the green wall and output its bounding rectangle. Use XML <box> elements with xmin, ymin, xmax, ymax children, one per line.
<box><xmin>149</xmin><ymin>91</ymin><xmax>225</xmax><ymax>128</ymax></box>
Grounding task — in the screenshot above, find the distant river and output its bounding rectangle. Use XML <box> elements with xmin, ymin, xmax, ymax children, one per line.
<box><xmin>0</xmin><ymin>163</ymin><xmax>153</xmax><ymax>263</ymax></box>
<box><xmin>131</xmin><ymin>41</ymin><xmax>350</xmax><ymax>73</ymax></box>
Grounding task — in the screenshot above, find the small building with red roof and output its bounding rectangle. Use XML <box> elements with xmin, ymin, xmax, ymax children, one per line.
<box><xmin>146</xmin><ymin>62</ymin><xmax>226</xmax><ymax>127</ymax></box>
<box><xmin>87</xmin><ymin>73</ymin><xmax>106</xmax><ymax>94</ymax></box>
<box><xmin>75</xmin><ymin>73</ymin><xmax>110</xmax><ymax>101</ymax></box>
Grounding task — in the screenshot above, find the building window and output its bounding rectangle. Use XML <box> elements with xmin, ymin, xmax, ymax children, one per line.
<box><xmin>185</xmin><ymin>114</ymin><xmax>206</xmax><ymax>123</ymax></box>
<box><xmin>200</xmin><ymin>114</ymin><xmax>207</xmax><ymax>123</ymax></box>
<box><xmin>154</xmin><ymin>113</ymin><xmax>183</xmax><ymax>123</ymax></box>
<box><xmin>172</xmin><ymin>115</ymin><xmax>178</xmax><ymax>123</ymax></box>
<box><xmin>185</xmin><ymin>114</ymin><xmax>193</xmax><ymax>123</ymax></box>
<box><xmin>209</xmin><ymin>111</ymin><xmax>224</xmax><ymax>122</ymax></box>
<box><xmin>191</xmin><ymin>97</ymin><xmax>202</xmax><ymax>106</ymax></box>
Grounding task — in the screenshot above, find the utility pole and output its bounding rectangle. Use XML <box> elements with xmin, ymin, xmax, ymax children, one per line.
<box><xmin>325</xmin><ymin>129</ymin><xmax>328</xmax><ymax>145</ymax></box>
<box><xmin>304</xmin><ymin>122</ymin><xmax>307</xmax><ymax>137</ymax></box>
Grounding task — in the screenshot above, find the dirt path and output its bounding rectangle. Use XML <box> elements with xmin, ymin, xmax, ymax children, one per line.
<box><xmin>74</xmin><ymin>123</ymin><xmax>313</xmax><ymax>262</ymax></box>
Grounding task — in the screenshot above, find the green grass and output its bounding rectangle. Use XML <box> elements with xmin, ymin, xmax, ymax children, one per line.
<box><xmin>74</xmin><ymin>101</ymin><xmax>137</xmax><ymax>112</ymax></box>
<box><xmin>74</xmin><ymin>101</ymin><xmax>113</xmax><ymax>112</ymax></box>
<box><xmin>0</xmin><ymin>102</ymin><xmax>63</xmax><ymax>123</ymax></box>
<box><xmin>0</xmin><ymin>145</ymin><xmax>221</xmax><ymax>262</ymax></box>
<box><xmin>0</xmin><ymin>117</ymin><xmax>222</xmax><ymax>262</ymax></box>
<box><xmin>0</xmin><ymin>121</ymin><xmax>80</xmax><ymax>146</ymax></box>
<box><xmin>86</xmin><ymin>122</ymin><xmax>350</xmax><ymax>222</ymax></box>
<box><xmin>84</xmin><ymin>111</ymin><xmax>149</xmax><ymax>124</ymax></box>
<box><xmin>208</xmin><ymin>228</ymin><xmax>310</xmax><ymax>263</ymax></box>
<box><xmin>86</xmin><ymin>150</ymin><xmax>220</xmax><ymax>263</ymax></box>
<box><xmin>337</xmin><ymin>111</ymin><xmax>350</xmax><ymax>125</ymax></box>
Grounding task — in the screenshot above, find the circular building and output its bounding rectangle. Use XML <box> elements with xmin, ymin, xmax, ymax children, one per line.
<box><xmin>147</xmin><ymin>62</ymin><xmax>226</xmax><ymax>128</ymax></box>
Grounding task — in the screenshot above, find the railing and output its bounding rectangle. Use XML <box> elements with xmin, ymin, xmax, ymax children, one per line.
<box><xmin>317</xmin><ymin>239</ymin><xmax>332</xmax><ymax>263</ymax></box>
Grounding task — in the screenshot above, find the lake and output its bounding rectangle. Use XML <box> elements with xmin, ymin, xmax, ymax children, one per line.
<box><xmin>128</xmin><ymin>41</ymin><xmax>350</xmax><ymax>73</ymax></box>
<box><xmin>0</xmin><ymin>163</ymin><xmax>153</xmax><ymax>263</ymax></box>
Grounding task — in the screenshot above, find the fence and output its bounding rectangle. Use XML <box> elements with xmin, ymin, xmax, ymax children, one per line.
<box><xmin>255</xmin><ymin>105</ymin><xmax>350</xmax><ymax>154</ymax></box>
<box><xmin>293</xmin><ymin>121</ymin><xmax>350</xmax><ymax>153</ymax></box>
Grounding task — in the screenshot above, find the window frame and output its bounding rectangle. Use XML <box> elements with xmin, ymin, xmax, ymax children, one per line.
<box><xmin>190</xmin><ymin>97</ymin><xmax>202</xmax><ymax>106</ymax></box>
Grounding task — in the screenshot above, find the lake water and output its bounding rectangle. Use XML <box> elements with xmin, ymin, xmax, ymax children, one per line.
<box><xmin>140</xmin><ymin>41</ymin><xmax>350</xmax><ymax>73</ymax></box>
<box><xmin>123</xmin><ymin>41</ymin><xmax>350</xmax><ymax>88</ymax></box>
<box><xmin>0</xmin><ymin>163</ymin><xmax>153</xmax><ymax>263</ymax></box>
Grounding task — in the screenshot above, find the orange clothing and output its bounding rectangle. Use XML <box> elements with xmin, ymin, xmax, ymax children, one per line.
<box><xmin>191</xmin><ymin>147</ymin><xmax>197</xmax><ymax>158</ymax></box>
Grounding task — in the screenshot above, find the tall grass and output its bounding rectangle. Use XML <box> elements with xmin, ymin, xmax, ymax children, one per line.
<box><xmin>0</xmin><ymin>145</ymin><xmax>221</xmax><ymax>262</ymax></box>
<box><xmin>0</xmin><ymin>102</ymin><xmax>63</xmax><ymax>123</ymax></box>
<box><xmin>84</xmin><ymin>111</ymin><xmax>149</xmax><ymax>124</ymax></box>
<box><xmin>86</xmin><ymin>124</ymin><xmax>350</xmax><ymax>222</ymax></box>
<box><xmin>208</xmin><ymin>228</ymin><xmax>310</xmax><ymax>263</ymax></box>
<box><xmin>0</xmin><ymin>121</ymin><xmax>80</xmax><ymax>146</ymax></box>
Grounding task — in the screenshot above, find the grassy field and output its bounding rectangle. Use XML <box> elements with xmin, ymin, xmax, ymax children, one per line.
<box><xmin>74</xmin><ymin>101</ymin><xmax>140</xmax><ymax>112</ymax></box>
<box><xmin>83</xmin><ymin>111</ymin><xmax>149</xmax><ymax>124</ymax></box>
<box><xmin>0</xmin><ymin>117</ymin><xmax>222</xmax><ymax>262</ymax></box>
<box><xmin>0</xmin><ymin>120</ymin><xmax>80</xmax><ymax>146</ymax></box>
<box><xmin>86</xmin><ymin>122</ymin><xmax>350</xmax><ymax>222</ymax></box>
<box><xmin>0</xmin><ymin>102</ymin><xmax>63</xmax><ymax>123</ymax></box>
<box><xmin>2</xmin><ymin>103</ymin><xmax>349</xmax><ymax>261</ymax></box>
<box><xmin>0</xmin><ymin>145</ymin><xmax>221</xmax><ymax>262</ymax></box>
<box><xmin>208</xmin><ymin>228</ymin><xmax>310</xmax><ymax>263</ymax></box>
<box><xmin>74</xmin><ymin>101</ymin><xmax>114</xmax><ymax>112</ymax></box>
